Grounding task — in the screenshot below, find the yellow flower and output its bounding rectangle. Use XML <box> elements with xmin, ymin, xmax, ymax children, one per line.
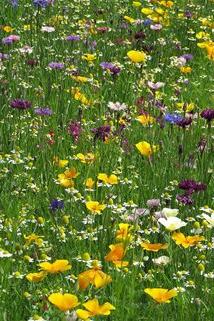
<box><xmin>124</xmin><ymin>16</ymin><xmax>136</xmax><ymax>24</ymax></box>
<box><xmin>132</xmin><ymin>1</ymin><xmax>141</xmax><ymax>7</ymax></box>
<box><xmin>71</xmin><ymin>75</ymin><xmax>90</xmax><ymax>83</ymax></box>
<box><xmin>86</xmin><ymin>201</ymin><xmax>106</xmax><ymax>214</ymax></box>
<box><xmin>136</xmin><ymin>114</ymin><xmax>155</xmax><ymax>126</ymax></box>
<box><xmin>144</xmin><ymin>288</ymin><xmax>177</xmax><ymax>303</ymax></box>
<box><xmin>38</xmin><ymin>260</ymin><xmax>71</xmax><ymax>274</ymax></box>
<box><xmin>53</xmin><ymin>156</ymin><xmax>69</xmax><ymax>168</ymax></box>
<box><xmin>141</xmin><ymin>8</ymin><xmax>154</xmax><ymax>15</ymax></box>
<box><xmin>75</xmin><ymin>153</ymin><xmax>95</xmax><ymax>164</ymax></box>
<box><xmin>73</xmin><ymin>88</ymin><xmax>92</xmax><ymax>105</ymax></box>
<box><xmin>85</xmin><ymin>177</ymin><xmax>95</xmax><ymax>189</ymax></box>
<box><xmin>172</xmin><ymin>232</ymin><xmax>204</xmax><ymax>248</ymax></box>
<box><xmin>141</xmin><ymin>242</ymin><xmax>168</xmax><ymax>252</ymax></box>
<box><xmin>180</xmin><ymin>66</ymin><xmax>192</xmax><ymax>73</ymax></box>
<box><xmin>116</xmin><ymin>223</ymin><xmax>132</xmax><ymax>241</ymax></box>
<box><xmin>3</xmin><ymin>26</ymin><xmax>14</xmax><ymax>33</ymax></box>
<box><xmin>196</xmin><ymin>31</ymin><xmax>210</xmax><ymax>40</ymax></box>
<box><xmin>78</xmin><ymin>266</ymin><xmax>112</xmax><ymax>290</ymax></box>
<box><xmin>97</xmin><ymin>173</ymin><xmax>118</xmax><ymax>185</ymax></box>
<box><xmin>48</xmin><ymin>293</ymin><xmax>79</xmax><ymax>312</ymax></box>
<box><xmin>136</xmin><ymin>141</ymin><xmax>158</xmax><ymax>157</ymax></box>
<box><xmin>127</xmin><ymin>50</ymin><xmax>146</xmax><ymax>63</ymax></box>
<box><xmin>58</xmin><ymin>168</ymin><xmax>79</xmax><ymax>187</ymax></box>
<box><xmin>159</xmin><ymin>1</ymin><xmax>174</xmax><ymax>8</ymax></box>
<box><xmin>23</xmin><ymin>24</ymin><xmax>31</xmax><ymax>31</ymax></box>
<box><xmin>76</xmin><ymin>299</ymin><xmax>115</xmax><ymax>320</ymax></box>
<box><xmin>176</xmin><ymin>102</ymin><xmax>195</xmax><ymax>112</ymax></box>
<box><xmin>82</xmin><ymin>54</ymin><xmax>96</xmax><ymax>62</ymax></box>
<box><xmin>24</xmin><ymin>234</ymin><xmax>43</xmax><ymax>247</ymax></box>
<box><xmin>26</xmin><ymin>271</ymin><xmax>47</xmax><ymax>282</ymax></box>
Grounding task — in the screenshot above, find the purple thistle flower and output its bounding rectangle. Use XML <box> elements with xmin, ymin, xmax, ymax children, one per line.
<box><xmin>92</xmin><ymin>125</ymin><xmax>111</xmax><ymax>142</ymax></box>
<box><xmin>50</xmin><ymin>199</ymin><xmax>64</xmax><ymax>211</ymax></box>
<box><xmin>201</xmin><ymin>108</ymin><xmax>214</xmax><ymax>122</ymax></box>
<box><xmin>178</xmin><ymin>179</ymin><xmax>207</xmax><ymax>193</ymax></box>
<box><xmin>10</xmin><ymin>99</ymin><xmax>32</xmax><ymax>110</ymax></box>
<box><xmin>177</xmin><ymin>193</ymin><xmax>193</xmax><ymax>205</ymax></box>
<box><xmin>176</xmin><ymin>117</ymin><xmax>192</xmax><ymax>128</ymax></box>
<box><xmin>67</xmin><ymin>121</ymin><xmax>82</xmax><ymax>142</ymax></box>
<box><xmin>48</xmin><ymin>62</ymin><xmax>64</xmax><ymax>69</ymax></box>
<box><xmin>34</xmin><ymin>107</ymin><xmax>53</xmax><ymax>116</ymax></box>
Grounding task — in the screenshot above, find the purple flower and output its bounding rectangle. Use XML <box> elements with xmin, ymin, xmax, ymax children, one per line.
<box><xmin>177</xmin><ymin>194</ymin><xmax>193</xmax><ymax>205</ymax></box>
<box><xmin>147</xmin><ymin>199</ymin><xmax>160</xmax><ymax>208</ymax></box>
<box><xmin>185</xmin><ymin>11</ymin><xmax>192</xmax><ymax>18</ymax></box>
<box><xmin>33</xmin><ymin>0</ymin><xmax>51</xmax><ymax>7</ymax></box>
<box><xmin>176</xmin><ymin>117</ymin><xmax>192</xmax><ymax>128</ymax></box>
<box><xmin>10</xmin><ymin>99</ymin><xmax>32</xmax><ymax>110</ymax></box>
<box><xmin>34</xmin><ymin>107</ymin><xmax>53</xmax><ymax>116</ymax></box>
<box><xmin>26</xmin><ymin>59</ymin><xmax>38</xmax><ymax>67</ymax></box>
<box><xmin>178</xmin><ymin>179</ymin><xmax>207</xmax><ymax>193</ymax></box>
<box><xmin>48</xmin><ymin>62</ymin><xmax>64</xmax><ymax>69</ymax></box>
<box><xmin>92</xmin><ymin>125</ymin><xmax>111</xmax><ymax>142</ymax></box>
<box><xmin>0</xmin><ymin>53</ymin><xmax>9</xmax><ymax>60</ymax></box>
<box><xmin>148</xmin><ymin>81</ymin><xmax>165</xmax><ymax>90</ymax></box>
<box><xmin>201</xmin><ymin>108</ymin><xmax>214</xmax><ymax>122</ymax></box>
<box><xmin>180</xmin><ymin>54</ymin><xmax>193</xmax><ymax>61</ymax></box>
<box><xmin>100</xmin><ymin>62</ymin><xmax>121</xmax><ymax>75</ymax></box>
<box><xmin>2</xmin><ymin>35</ymin><xmax>20</xmax><ymax>45</ymax></box>
<box><xmin>67</xmin><ymin>121</ymin><xmax>82</xmax><ymax>142</ymax></box>
<box><xmin>10</xmin><ymin>0</ymin><xmax>18</xmax><ymax>7</ymax></box>
<box><xmin>66</xmin><ymin>35</ymin><xmax>80</xmax><ymax>41</ymax></box>
<box><xmin>50</xmin><ymin>199</ymin><xmax>64</xmax><ymax>211</ymax></box>
<box><xmin>164</xmin><ymin>113</ymin><xmax>183</xmax><ymax>124</ymax></box>
<box><xmin>134</xmin><ymin>31</ymin><xmax>146</xmax><ymax>39</ymax></box>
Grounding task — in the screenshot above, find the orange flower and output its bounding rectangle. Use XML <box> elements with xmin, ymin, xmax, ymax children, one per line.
<box><xmin>78</xmin><ymin>264</ymin><xmax>112</xmax><ymax>290</ymax></box>
<box><xmin>76</xmin><ymin>298</ymin><xmax>115</xmax><ymax>320</ymax></box>
<box><xmin>48</xmin><ymin>293</ymin><xmax>79</xmax><ymax>311</ymax></box>
<box><xmin>38</xmin><ymin>260</ymin><xmax>71</xmax><ymax>274</ymax></box>
<box><xmin>105</xmin><ymin>243</ymin><xmax>128</xmax><ymax>267</ymax></box>
<box><xmin>144</xmin><ymin>288</ymin><xmax>177</xmax><ymax>303</ymax></box>
<box><xmin>141</xmin><ymin>242</ymin><xmax>168</xmax><ymax>252</ymax></box>
<box><xmin>172</xmin><ymin>232</ymin><xmax>204</xmax><ymax>248</ymax></box>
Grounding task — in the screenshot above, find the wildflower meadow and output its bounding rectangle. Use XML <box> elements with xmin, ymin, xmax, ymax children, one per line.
<box><xmin>0</xmin><ymin>0</ymin><xmax>214</xmax><ymax>321</ymax></box>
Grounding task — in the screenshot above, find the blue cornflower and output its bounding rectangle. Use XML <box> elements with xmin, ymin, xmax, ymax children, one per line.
<box><xmin>50</xmin><ymin>199</ymin><xmax>64</xmax><ymax>211</ymax></box>
<box><xmin>164</xmin><ymin>113</ymin><xmax>183</xmax><ymax>124</ymax></box>
<box><xmin>33</xmin><ymin>0</ymin><xmax>49</xmax><ymax>8</ymax></box>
